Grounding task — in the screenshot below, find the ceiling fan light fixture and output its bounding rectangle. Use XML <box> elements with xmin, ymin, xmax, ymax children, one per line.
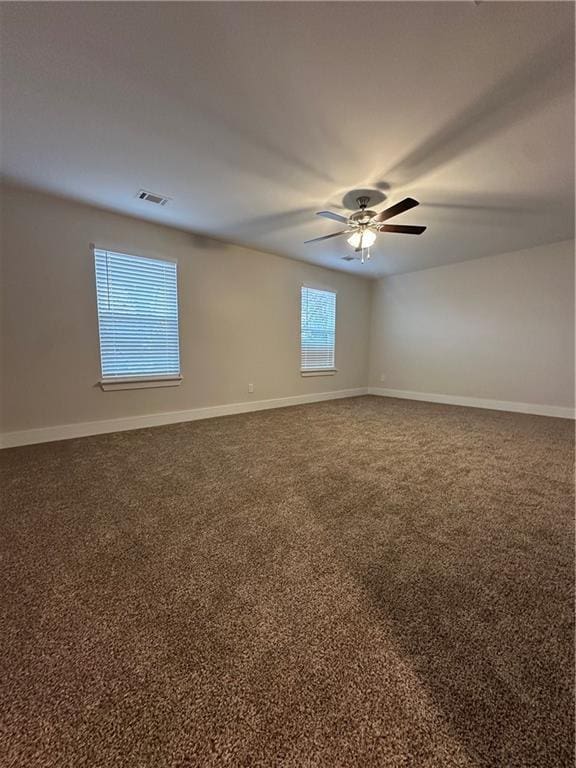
<box><xmin>347</xmin><ymin>229</ymin><xmax>376</xmax><ymax>249</ymax></box>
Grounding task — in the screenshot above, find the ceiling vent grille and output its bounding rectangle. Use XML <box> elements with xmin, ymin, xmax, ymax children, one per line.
<box><xmin>137</xmin><ymin>189</ymin><xmax>170</xmax><ymax>206</ymax></box>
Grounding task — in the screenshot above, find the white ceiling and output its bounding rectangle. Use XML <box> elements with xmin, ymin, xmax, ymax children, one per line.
<box><xmin>1</xmin><ymin>2</ymin><xmax>574</xmax><ymax>277</ymax></box>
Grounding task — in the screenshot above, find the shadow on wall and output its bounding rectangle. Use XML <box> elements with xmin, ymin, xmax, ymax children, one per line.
<box><xmin>187</xmin><ymin>232</ymin><xmax>233</xmax><ymax>251</ymax></box>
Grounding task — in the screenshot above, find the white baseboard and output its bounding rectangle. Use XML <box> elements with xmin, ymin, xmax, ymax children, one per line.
<box><xmin>368</xmin><ymin>387</ymin><xmax>575</xmax><ymax>419</ymax></box>
<box><xmin>0</xmin><ymin>387</ymin><xmax>369</xmax><ymax>449</ymax></box>
<box><xmin>3</xmin><ymin>385</ymin><xmax>571</xmax><ymax>448</ymax></box>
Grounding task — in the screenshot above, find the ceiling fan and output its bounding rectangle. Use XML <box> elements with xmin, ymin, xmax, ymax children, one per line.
<box><xmin>304</xmin><ymin>195</ymin><xmax>426</xmax><ymax>262</ymax></box>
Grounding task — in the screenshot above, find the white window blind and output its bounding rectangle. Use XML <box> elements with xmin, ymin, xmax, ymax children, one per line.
<box><xmin>300</xmin><ymin>286</ymin><xmax>336</xmax><ymax>371</ymax></box>
<box><xmin>94</xmin><ymin>248</ymin><xmax>180</xmax><ymax>379</ymax></box>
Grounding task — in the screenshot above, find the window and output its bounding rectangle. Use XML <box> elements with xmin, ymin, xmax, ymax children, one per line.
<box><xmin>94</xmin><ymin>248</ymin><xmax>181</xmax><ymax>387</ymax></box>
<box><xmin>300</xmin><ymin>286</ymin><xmax>336</xmax><ymax>374</ymax></box>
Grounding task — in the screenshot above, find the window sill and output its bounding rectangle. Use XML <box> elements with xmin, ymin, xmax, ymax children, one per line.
<box><xmin>300</xmin><ymin>369</ymin><xmax>338</xmax><ymax>377</ymax></box>
<box><xmin>100</xmin><ymin>375</ymin><xmax>183</xmax><ymax>391</ymax></box>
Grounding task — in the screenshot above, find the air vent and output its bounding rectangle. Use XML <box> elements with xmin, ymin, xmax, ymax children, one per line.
<box><xmin>137</xmin><ymin>189</ymin><xmax>170</xmax><ymax>206</ymax></box>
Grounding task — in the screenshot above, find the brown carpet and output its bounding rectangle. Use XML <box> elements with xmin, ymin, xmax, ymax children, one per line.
<box><xmin>1</xmin><ymin>396</ymin><xmax>574</xmax><ymax>767</ymax></box>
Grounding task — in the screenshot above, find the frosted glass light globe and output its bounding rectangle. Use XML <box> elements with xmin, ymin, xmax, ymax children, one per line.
<box><xmin>347</xmin><ymin>229</ymin><xmax>376</xmax><ymax>249</ymax></box>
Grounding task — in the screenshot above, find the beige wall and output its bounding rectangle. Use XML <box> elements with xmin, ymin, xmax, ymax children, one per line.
<box><xmin>2</xmin><ymin>184</ymin><xmax>573</xmax><ymax>438</ymax></box>
<box><xmin>369</xmin><ymin>240</ymin><xmax>575</xmax><ymax>408</ymax></box>
<box><xmin>0</xmin><ymin>184</ymin><xmax>371</xmax><ymax>432</ymax></box>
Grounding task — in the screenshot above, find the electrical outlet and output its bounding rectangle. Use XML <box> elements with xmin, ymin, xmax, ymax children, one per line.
<box><xmin>380</xmin><ymin>373</ymin><xmax>387</xmax><ymax>383</ymax></box>
<box><xmin>248</xmin><ymin>383</ymin><xmax>254</xmax><ymax>393</ymax></box>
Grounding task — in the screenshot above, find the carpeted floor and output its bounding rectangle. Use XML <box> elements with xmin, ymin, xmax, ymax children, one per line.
<box><xmin>1</xmin><ymin>395</ymin><xmax>574</xmax><ymax>767</ymax></box>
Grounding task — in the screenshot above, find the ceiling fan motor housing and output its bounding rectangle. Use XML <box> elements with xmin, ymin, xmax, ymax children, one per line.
<box><xmin>349</xmin><ymin>209</ymin><xmax>378</xmax><ymax>226</ymax></box>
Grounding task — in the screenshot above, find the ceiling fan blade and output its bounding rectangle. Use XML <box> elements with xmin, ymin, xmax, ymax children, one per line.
<box><xmin>316</xmin><ymin>210</ymin><xmax>349</xmax><ymax>224</ymax></box>
<box><xmin>378</xmin><ymin>224</ymin><xmax>427</xmax><ymax>235</ymax></box>
<box><xmin>374</xmin><ymin>197</ymin><xmax>419</xmax><ymax>222</ymax></box>
<box><xmin>304</xmin><ymin>230</ymin><xmax>350</xmax><ymax>244</ymax></box>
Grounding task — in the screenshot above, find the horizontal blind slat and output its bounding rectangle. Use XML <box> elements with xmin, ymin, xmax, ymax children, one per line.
<box><xmin>94</xmin><ymin>249</ymin><xmax>180</xmax><ymax>378</ymax></box>
<box><xmin>300</xmin><ymin>286</ymin><xmax>336</xmax><ymax>370</ymax></box>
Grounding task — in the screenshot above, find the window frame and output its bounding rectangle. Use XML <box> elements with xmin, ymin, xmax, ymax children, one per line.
<box><xmin>92</xmin><ymin>245</ymin><xmax>183</xmax><ymax>391</ymax></box>
<box><xmin>300</xmin><ymin>283</ymin><xmax>338</xmax><ymax>377</ymax></box>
